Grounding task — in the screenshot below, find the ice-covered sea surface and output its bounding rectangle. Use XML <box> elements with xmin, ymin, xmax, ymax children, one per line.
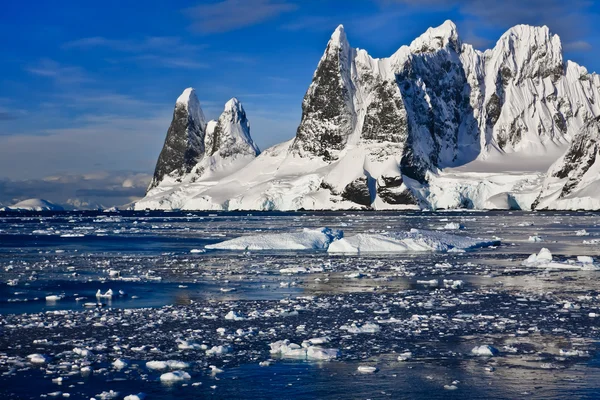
<box><xmin>1</xmin><ymin>210</ymin><xmax>600</xmax><ymax>399</ymax></box>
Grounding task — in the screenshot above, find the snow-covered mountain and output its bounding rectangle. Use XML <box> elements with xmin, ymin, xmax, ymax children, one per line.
<box><xmin>137</xmin><ymin>21</ymin><xmax>600</xmax><ymax>211</ymax></box>
<box><xmin>1</xmin><ymin>198</ymin><xmax>64</xmax><ymax>211</ymax></box>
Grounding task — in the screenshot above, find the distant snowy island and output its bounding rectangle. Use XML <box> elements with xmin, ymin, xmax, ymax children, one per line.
<box><xmin>136</xmin><ymin>20</ymin><xmax>600</xmax><ymax>211</ymax></box>
<box><xmin>0</xmin><ymin>198</ymin><xmax>64</xmax><ymax>212</ymax></box>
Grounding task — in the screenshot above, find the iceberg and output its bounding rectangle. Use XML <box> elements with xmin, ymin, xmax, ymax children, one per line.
<box><xmin>205</xmin><ymin>228</ymin><xmax>343</xmax><ymax>251</ymax></box>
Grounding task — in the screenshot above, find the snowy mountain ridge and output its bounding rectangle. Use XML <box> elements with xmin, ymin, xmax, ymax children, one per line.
<box><xmin>137</xmin><ymin>21</ymin><xmax>600</xmax><ymax>211</ymax></box>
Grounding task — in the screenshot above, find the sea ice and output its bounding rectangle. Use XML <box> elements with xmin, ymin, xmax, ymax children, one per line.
<box><xmin>27</xmin><ymin>353</ymin><xmax>48</xmax><ymax>364</ymax></box>
<box><xmin>357</xmin><ymin>366</ymin><xmax>378</xmax><ymax>373</ymax></box>
<box><xmin>471</xmin><ymin>345</ymin><xmax>499</xmax><ymax>356</ymax></box>
<box><xmin>205</xmin><ymin>228</ymin><xmax>342</xmax><ymax>250</ymax></box>
<box><xmin>328</xmin><ymin>229</ymin><xmax>499</xmax><ymax>253</ymax></box>
<box><xmin>160</xmin><ymin>371</ymin><xmax>191</xmax><ymax>382</ymax></box>
<box><xmin>523</xmin><ymin>248</ymin><xmax>600</xmax><ymax>270</ymax></box>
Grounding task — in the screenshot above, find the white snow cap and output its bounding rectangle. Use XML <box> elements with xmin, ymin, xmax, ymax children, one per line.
<box><xmin>410</xmin><ymin>20</ymin><xmax>459</xmax><ymax>51</ymax></box>
<box><xmin>176</xmin><ymin>87</ymin><xmax>197</xmax><ymax>106</ymax></box>
<box><xmin>329</xmin><ymin>24</ymin><xmax>349</xmax><ymax>48</ymax></box>
<box><xmin>224</xmin><ymin>97</ymin><xmax>243</xmax><ymax>115</ymax></box>
<box><xmin>175</xmin><ymin>87</ymin><xmax>206</xmax><ymax>125</ymax></box>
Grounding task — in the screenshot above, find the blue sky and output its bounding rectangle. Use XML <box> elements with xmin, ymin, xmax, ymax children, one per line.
<box><xmin>0</xmin><ymin>0</ymin><xmax>599</xmax><ymax>199</ymax></box>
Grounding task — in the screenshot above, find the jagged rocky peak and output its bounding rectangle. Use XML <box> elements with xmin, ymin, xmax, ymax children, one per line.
<box><xmin>328</xmin><ymin>24</ymin><xmax>349</xmax><ymax>52</ymax></box>
<box><xmin>486</xmin><ymin>24</ymin><xmax>563</xmax><ymax>83</ymax></box>
<box><xmin>148</xmin><ymin>87</ymin><xmax>207</xmax><ymax>191</ymax></box>
<box><xmin>410</xmin><ymin>20</ymin><xmax>460</xmax><ymax>53</ymax></box>
<box><xmin>290</xmin><ymin>24</ymin><xmax>356</xmax><ymax>161</ymax></box>
<box><xmin>205</xmin><ymin>97</ymin><xmax>260</xmax><ymax>159</ymax></box>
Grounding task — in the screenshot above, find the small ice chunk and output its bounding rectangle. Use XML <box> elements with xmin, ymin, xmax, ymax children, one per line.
<box><xmin>206</xmin><ymin>345</ymin><xmax>232</xmax><ymax>356</ymax></box>
<box><xmin>209</xmin><ymin>365</ymin><xmax>224</xmax><ymax>374</ymax></box>
<box><xmin>528</xmin><ymin>235</ymin><xmax>544</xmax><ymax>242</ymax></box>
<box><xmin>357</xmin><ymin>366</ymin><xmax>378</xmax><ymax>373</ymax></box>
<box><xmin>124</xmin><ymin>393</ymin><xmax>146</xmax><ymax>400</ymax></box>
<box><xmin>112</xmin><ymin>358</ymin><xmax>128</xmax><ymax>369</ymax></box>
<box><xmin>397</xmin><ymin>351</ymin><xmax>413</xmax><ymax>361</ymax></box>
<box><xmin>306</xmin><ymin>346</ymin><xmax>339</xmax><ymax>361</ymax></box>
<box><xmin>160</xmin><ymin>371</ymin><xmax>191</xmax><ymax>382</ymax></box>
<box><xmin>27</xmin><ymin>354</ymin><xmax>48</xmax><ymax>364</ymax></box>
<box><xmin>439</xmin><ymin>222</ymin><xmax>463</xmax><ymax>230</ymax></box>
<box><xmin>471</xmin><ymin>345</ymin><xmax>499</xmax><ymax>357</ymax></box>
<box><xmin>96</xmin><ymin>289</ymin><xmax>113</xmax><ymax>299</ymax></box>
<box><xmin>340</xmin><ymin>322</ymin><xmax>381</xmax><ymax>334</ymax></box>
<box><xmin>224</xmin><ymin>311</ymin><xmax>245</xmax><ymax>321</ymax></box>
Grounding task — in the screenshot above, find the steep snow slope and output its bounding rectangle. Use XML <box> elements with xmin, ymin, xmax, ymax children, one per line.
<box><xmin>137</xmin><ymin>21</ymin><xmax>600</xmax><ymax>211</ymax></box>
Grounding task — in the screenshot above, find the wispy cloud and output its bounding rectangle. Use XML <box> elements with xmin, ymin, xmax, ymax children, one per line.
<box><xmin>185</xmin><ymin>0</ymin><xmax>298</xmax><ymax>33</ymax></box>
<box><xmin>63</xmin><ymin>36</ymin><xmax>209</xmax><ymax>69</ymax></box>
<box><xmin>564</xmin><ymin>40</ymin><xmax>593</xmax><ymax>52</ymax></box>
<box><xmin>26</xmin><ymin>58</ymin><xmax>90</xmax><ymax>84</ymax></box>
<box><xmin>63</xmin><ymin>36</ymin><xmax>206</xmax><ymax>54</ymax></box>
<box><xmin>129</xmin><ymin>54</ymin><xmax>209</xmax><ymax>69</ymax></box>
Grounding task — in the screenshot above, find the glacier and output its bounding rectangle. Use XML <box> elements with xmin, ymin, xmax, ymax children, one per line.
<box><xmin>136</xmin><ymin>21</ymin><xmax>600</xmax><ymax>211</ymax></box>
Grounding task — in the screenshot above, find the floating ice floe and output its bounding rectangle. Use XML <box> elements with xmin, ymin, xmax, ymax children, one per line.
<box><xmin>177</xmin><ymin>340</ymin><xmax>204</xmax><ymax>350</ymax></box>
<box><xmin>205</xmin><ymin>227</ymin><xmax>498</xmax><ymax>253</ymax></box>
<box><xmin>280</xmin><ymin>266</ymin><xmax>324</xmax><ymax>274</ymax></box>
<box><xmin>45</xmin><ymin>295</ymin><xmax>63</xmax><ymax>301</ymax></box>
<box><xmin>205</xmin><ymin>228</ymin><xmax>343</xmax><ymax>250</ymax></box>
<box><xmin>328</xmin><ymin>229</ymin><xmax>499</xmax><ymax>254</ymax></box>
<box><xmin>72</xmin><ymin>347</ymin><xmax>93</xmax><ymax>357</ymax></box>
<box><xmin>528</xmin><ymin>235</ymin><xmax>544</xmax><ymax>242</ymax></box>
<box><xmin>160</xmin><ymin>371</ymin><xmax>191</xmax><ymax>382</ymax></box>
<box><xmin>575</xmin><ymin>229</ymin><xmax>590</xmax><ymax>236</ymax></box>
<box><xmin>206</xmin><ymin>345</ymin><xmax>232</xmax><ymax>356</ymax></box>
<box><xmin>443</xmin><ymin>279</ymin><xmax>464</xmax><ymax>290</ymax></box>
<box><xmin>124</xmin><ymin>393</ymin><xmax>146</xmax><ymax>400</ymax></box>
<box><xmin>269</xmin><ymin>340</ymin><xmax>339</xmax><ymax>361</ymax></box>
<box><xmin>340</xmin><ymin>322</ymin><xmax>381</xmax><ymax>334</ymax></box>
<box><xmin>96</xmin><ymin>289</ymin><xmax>114</xmax><ymax>299</ymax></box>
<box><xmin>112</xmin><ymin>358</ymin><xmax>128</xmax><ymax>369</ymax></box>
<box><xmin>357</xmin><ymin>366</ymin><xmax>378</xmax><ymax>373</ymax></box>
<box><xmin>438</xmin><ymin>222</ymin><xmax>463</xmax><ymax>230</ymax></box>
<box><xmin>522</xmin><ymin>248</ymin><xmax>599</xmax><ymax>270</ymax></box>
<box><xmin>27</xmin><ymin>353</ymin><xmax>48</xmax><ymax>364</ymax></box>
<box><xmin>559</xmin><ymin>349</ymin><xmax>589</xmax><ymax>357</ymax></box>
<box><xmin>471</xmin><ymin>345</ymin><xmax>499</xmax><ymax>356</ymax></box>
<box><xmin>224</xmin><ymin>311</ymin><xmax>245</xmax><ymax>321</ymax></box>
<box><xmin>94</xmin><ymin>390</ymin><xmax>120</xmax><ymax>400</ymax></box>
<box><xmin>146</xmin><ymin>360</ymin><xmax>190</xmax><ymax>371</ymax></box>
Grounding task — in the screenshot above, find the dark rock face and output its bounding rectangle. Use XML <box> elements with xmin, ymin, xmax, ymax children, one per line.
<box><xmin>291</xmin><ymin>29</ymin><xmax>354</xmax><ymax>162</ymax></box>
<box><xmin>361</xmin><ymin>81</ymin><xmax>407</xmax><ymax>143</ymax></box>
<box><xmin>397</xmin><ymin>48</ymin><xmax>479</xmax><ymax>182</ymax></box>
<box><xmin>553</xmin><ymin>116</ymin><xmax>600</xmax><ymax>197</ymax></box>
<box><xmin>376</xmin><ymin>176</ymin><xmax>418</xmax><ymax>205</ymax></box>
<box><xmin>149</xmin><ymin>103</ymin><xmax>205</xmax><ymax>190</ymax></box>
<box><xmin>206</xmin><ymin>99</ymin><xmax>259</xmax><ymax>159</ymax></box>
<box><xmin>342</xmin><ymin>177</ymin><xmax>371</xmax><ymax>207</ymax></box>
